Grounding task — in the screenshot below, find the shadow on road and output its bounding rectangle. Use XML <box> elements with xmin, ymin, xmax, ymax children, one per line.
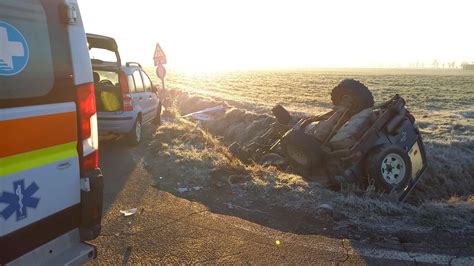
<box><xmin>97</xmin><ymin>124</ymin><xmax>474</xmax><ymax>263</ymax></box>
<box><xmin>99</xmin><ymin>134</ymin><xmax>149</xmax><ymax>212</ymax></box>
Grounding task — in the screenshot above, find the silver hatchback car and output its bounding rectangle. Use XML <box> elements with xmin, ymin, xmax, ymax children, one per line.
<box><xmin>87</xmin><ymin>34</ymin><xmax>161</xmax><ymax>145</ymax></box>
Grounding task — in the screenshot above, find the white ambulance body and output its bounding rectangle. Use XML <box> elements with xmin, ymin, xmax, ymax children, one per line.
<box><xmin>0</xmin><ymin>0</ymin><xmax>103</xmax><ymax>264</ymax></box>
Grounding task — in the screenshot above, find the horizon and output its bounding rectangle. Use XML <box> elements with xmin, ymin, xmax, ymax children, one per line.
<box><xmin>80</xmin><ymin>0</ymin><xmax>474</xmax><ymax>72</ymax></box>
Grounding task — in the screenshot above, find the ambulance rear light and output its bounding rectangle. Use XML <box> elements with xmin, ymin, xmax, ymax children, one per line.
<box><xmin>119</xmin><ymin>71</ymin><xmax>133</xmax><ymax>111</ymax></box>
<box><xmin>77</xmin><ymin>82</ymin><xmax>99</xmax><ymax>173</ymax></box>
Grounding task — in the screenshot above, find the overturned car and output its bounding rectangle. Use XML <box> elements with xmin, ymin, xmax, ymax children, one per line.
<box><xmin>231</xmin><ymin>79</ymin><xmax>427</xmax><ymax>201</ymax></box>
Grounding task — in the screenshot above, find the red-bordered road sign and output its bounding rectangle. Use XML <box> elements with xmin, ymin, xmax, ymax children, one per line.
<box><xmin>153</xmin><ymin>43</ymin><xmax>167</xmax><ymax>66</ymax></box>
<box><xmin>156</xmin><ymin>64</ymin><xmax>166</xmax><ymax>80</ymax></box>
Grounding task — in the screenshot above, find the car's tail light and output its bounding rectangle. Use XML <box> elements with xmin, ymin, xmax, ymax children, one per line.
<box><xmin>77</xmin><ymin>82</ymin><xmax>99</xmax><ymax>174</ymax></box>
<box><xmin>405</xmin><ymin>109</ymin><xmax>416</xmax><ymax>123</ymax></box>
<box><xmin>119</xmin><ymin>71</ymin><xmax>133</xmax><ymax>111</ymax></box>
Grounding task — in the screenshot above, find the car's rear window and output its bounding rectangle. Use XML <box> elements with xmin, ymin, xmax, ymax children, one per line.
<box><xmin>94</xmin><ymin>70</ymin><xmax>119</xmax><ymax>85</ymax></box>
<box><xmin>89</xmin><ymin>48</ymin><xmax>118</xmax><ymax>64</ymax></box>
<box><xmin>0</xmin><ymin>0</ymin><xmax>73</xmax><ymax>101</ymax></box>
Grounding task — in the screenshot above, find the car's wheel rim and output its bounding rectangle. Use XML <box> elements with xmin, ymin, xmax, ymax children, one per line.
<box><xmin>381</xmin><ymin>153</ymin><xmax>406</xmax><ymax>185</ymax></box>
<box><xmin>135</xmin><ymin>121</ymin><xmax>142</xmax><ymax>142</ymax></box>
<box><xmin>286</xmin><ymin>144</ymin><xmax>309</xmax><ymax>166</ymax></box>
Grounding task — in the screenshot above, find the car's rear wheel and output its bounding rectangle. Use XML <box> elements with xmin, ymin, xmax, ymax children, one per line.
<box><xmin>331</xmin><ymin>79</ymin><xmax>374</xmax><ymax>114</ymax></box>
<box><xmin>365</xmin><ymin>144</ymin><xmax>411</xmax><ymax>192</ymax></box>
<box><xmin>128</xmin><ymin>118</ymin><xmax>142</xmax><ymax>146</ymax></box>
<box><xmin>154</xmin><ymin>103</ymin><xmax>162</xmax><ymax>125</ymax></box>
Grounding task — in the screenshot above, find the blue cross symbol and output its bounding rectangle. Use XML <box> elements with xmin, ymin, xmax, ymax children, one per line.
<box><xmin>0</xmin><ymin>180</ymin><xmax>40</xmax><ymax>221</ymax></box>
<box><xmin>0</xmin><ymin>21</ymin><xmax>29</xmax><ymax>76</ymax></box>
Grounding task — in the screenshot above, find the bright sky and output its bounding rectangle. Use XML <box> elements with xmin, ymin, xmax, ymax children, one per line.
<box><xmin>80</xmin><ymin>0</ymin><xmax>474</xmax><ymax>71</ymax></box>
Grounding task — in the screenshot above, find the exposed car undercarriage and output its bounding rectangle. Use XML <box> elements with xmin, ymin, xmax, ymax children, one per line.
<box><xmin>229</xmin><ymin>79</ymin><xmax>428</xmax><ymax>201</ymax></box>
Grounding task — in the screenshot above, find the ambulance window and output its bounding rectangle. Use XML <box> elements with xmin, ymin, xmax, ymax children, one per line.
<box><xmin>133</xmin><ymin>70</ymin><xmax>144</xmax><ymax>93</ymax></box>
<box><xmin>0</xmin><ymin>0</ymin><xmax>55</xmax><ymax>99</ymax></box>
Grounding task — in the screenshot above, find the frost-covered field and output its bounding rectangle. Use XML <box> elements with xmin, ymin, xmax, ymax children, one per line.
<box><xmin>147</xmin><ymin>68</ymin><xmax>473</xmax><ymax>201</ymax></box>
<box><xmin>143</xmin><ymin>68</ymin><xmax>474</xmax><ymax>241</ymax></box>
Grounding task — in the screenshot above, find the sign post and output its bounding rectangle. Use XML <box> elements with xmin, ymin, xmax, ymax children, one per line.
<box><xmin>153</xmin><ymin>42</ymin><xmax>167</xmax><ymax>89</ymax></box>
<box><xmin>156</xmin><ymin>64</ymin><xmax>166</xmax><ymax>89</ymax></box>
<box><xmin>153</xmin><ymin>42</ymin><xmax>168</xmax><ymax>108</ymax></box>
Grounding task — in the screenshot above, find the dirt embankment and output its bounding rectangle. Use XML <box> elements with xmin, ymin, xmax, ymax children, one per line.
<box><xmin>146</xmin><ymin>89</ymin><xmax>474</xmax><ymax>245</ymax></box>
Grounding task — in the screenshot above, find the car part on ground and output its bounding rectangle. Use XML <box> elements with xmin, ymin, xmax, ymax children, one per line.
<box><xmin>229</xmin><ymin>79</ymin><xmax>427</xmax><ymax>202</ymax></box>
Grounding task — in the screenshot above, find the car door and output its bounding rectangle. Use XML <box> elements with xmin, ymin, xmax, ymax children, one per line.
<box><xmin>141</xmin><ymin>70</ymin><xmax>159</xmax><ymax>123</ymax></box>
<box><xmin>131</xmin><ymin>69</ymin><xmax>147</xmax><ymax>119</ymax></box>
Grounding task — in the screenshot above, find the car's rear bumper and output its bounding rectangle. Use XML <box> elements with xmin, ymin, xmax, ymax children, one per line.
<box><xmin>6</xmin><ymin>229</ymin><xmax>96</xmax><ymax>265</ymax></box>
<box><xmin>97</xmin><ymin>111</ymin><xmax>135</xmax><ymax>134</ymax></box>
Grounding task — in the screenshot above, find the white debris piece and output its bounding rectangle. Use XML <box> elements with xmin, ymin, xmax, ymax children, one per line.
<box><xmin>183</xmin><ymin>105</ymin><xmax>226</xmax><ymax>121</ymax></box>
<box><xmin>318</xmin><ymin>203</ymin><xmax>334</xmax><ymax>210</ymax></box>
<box><xmin>120</xmin><ymin>208</ymin><xmax>138</xmax><ymax>217</ymax></box>
<box><xmin>224</xmin><ymin>202</ymin><xmax>235</xmax><ymax>209</ymax></box>
<box><xmin>193</xmin><ymin>186</ymin><xmax>203</xmax><ymax>191</ymax></box>
<box><xmin>177</xmin><ymin>187</ymin><xmax>189</xmax><ymax>193</ymax></box>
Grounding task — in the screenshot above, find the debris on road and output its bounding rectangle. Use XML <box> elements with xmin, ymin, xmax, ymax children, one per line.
<box><xmin>177</xmin><ymin>187</ymin><xmax>189</xmax><ymax>193</ymax></box>
<box><xmin>120</xmin><ymin>208</ymin><xmax>138</xmax><ymax>217</ymax></box>
<box><xmin>318</xmin><ymin>203</ymin><xmax>334</xmax><ymax>211</ymax></box>
<box><xmin>317</xmin><ymin>203</ymin><xmax>334</xmax><ymax>219</ymax></box>
<box><xmin>224</xmin><ymin>202</ymin><xmax>235</xmax><ymax>209</ymax></box>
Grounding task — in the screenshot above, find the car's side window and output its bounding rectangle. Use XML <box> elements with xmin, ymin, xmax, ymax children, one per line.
<box><xmin>127</xmin><ymin>74</ymin><xmax>136</xmax><ymax>93</ymax></box>
<box><xmin>141</xmin><ymin>71</ymin><xmax>153</xmax><ymax>92</ymax></box>
<box><xmin>133</xmin><ymin>70</ymin><xmax>144</xmax><ymax>92</ymax></box>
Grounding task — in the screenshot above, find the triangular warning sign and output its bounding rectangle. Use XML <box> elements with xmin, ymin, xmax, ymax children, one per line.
<box><xmin>153</xmin><ymin>43</ymin><xmax>167</xmax><ymax>65</ymax></box>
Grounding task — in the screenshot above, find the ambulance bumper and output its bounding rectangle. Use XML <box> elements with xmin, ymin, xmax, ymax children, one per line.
<box><xmin>6</xmin><ymin>229</ymin><xmax>96</xmax><ymax>265</ymax></box>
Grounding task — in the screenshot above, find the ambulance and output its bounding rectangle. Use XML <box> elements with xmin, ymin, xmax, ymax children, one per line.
<box><xmin>1</xmin><ymin>0</ymin><xmax>103</xmax><ymax>264</ymax></box>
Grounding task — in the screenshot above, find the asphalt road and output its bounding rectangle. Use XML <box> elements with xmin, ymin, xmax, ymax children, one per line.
<box><xmin>89</xmin><ymin>137</ymin><xmax>474</xmax><ymax>265</ymax></box>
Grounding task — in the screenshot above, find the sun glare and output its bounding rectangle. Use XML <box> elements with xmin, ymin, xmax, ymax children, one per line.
<box><xmin>80</xmin><ymin>0</ymin><xmax>474</xmax><ymax>72</ymax></box>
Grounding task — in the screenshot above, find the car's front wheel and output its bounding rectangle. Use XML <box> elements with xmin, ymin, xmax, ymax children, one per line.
<box><xmin>281</xmin><ymin>129</ymin><xmax>323</xmax><ymax>180</ymax></box>
<box><xmin>127</xmin><ymin>118</ymin><xmax>142</xmax><ymax>146</ymax></box>
<box><xmin>365</xmin><ymin>144</ymin><xmax>412</xmax><ymax>192</ymax></box>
